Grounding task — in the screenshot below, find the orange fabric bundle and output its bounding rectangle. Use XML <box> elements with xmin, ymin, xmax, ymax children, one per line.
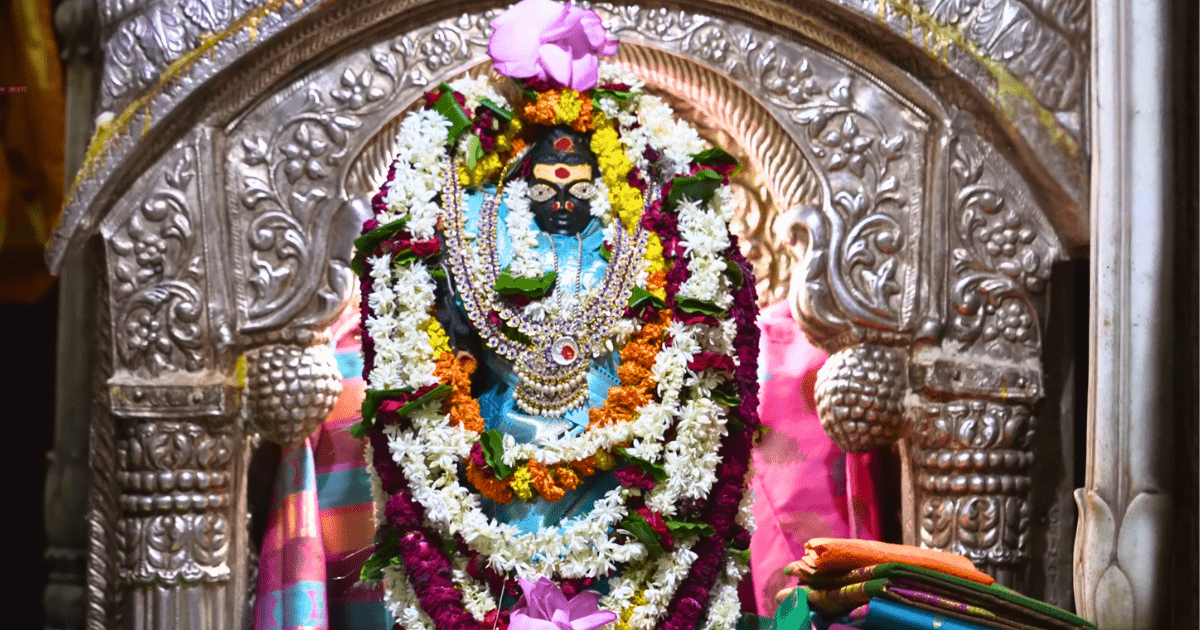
<box><xmin>787</xmin><ymin>538</ymin><xmax>995</xmax><ymax>586</ymax></box>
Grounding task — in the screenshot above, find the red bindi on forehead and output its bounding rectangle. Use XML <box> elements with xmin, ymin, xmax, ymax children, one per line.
<box><xmin>555</xmin><ymin>167</ymin><xmax>571</xmax><ymax>179</ymax></box>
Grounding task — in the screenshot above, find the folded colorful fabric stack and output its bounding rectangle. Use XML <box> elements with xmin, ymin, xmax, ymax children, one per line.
<box><xmin>775</xmin><ymin>539</ymin><xmax>1095</xmax><ymax>630</ymax></box>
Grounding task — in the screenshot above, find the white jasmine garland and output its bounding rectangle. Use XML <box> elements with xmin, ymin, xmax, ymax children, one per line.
<box><xmin>361</xmin><ymin>73</ymin><xmax>755</xmax><ymax>630</ymax></box>
<box><xmin>502</xmin><ymin>179</ymin><xmax>545</xmax><ymax>279</ymax></box>
<box><xmin>383</xmin><ymin>565</ymin><xmax>436</xmax><ymax>630</ymax></box>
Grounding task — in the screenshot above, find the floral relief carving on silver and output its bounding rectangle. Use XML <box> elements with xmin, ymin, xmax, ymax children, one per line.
<box><xmin>108</xmin><ymin>145</ymin><xmax>209</xmax><ymax>379</ymax></box>
<box><xmin>227</xmin><ymin>19</ymin><xmax>489</xmax><ymax>331</ymax></box>
<box><xmin>115</xmin><ymin>419</ymin><xmax>234</xmax><ymax>584</ymax></box>
<box><xmin>578</xmin><ymin>4</ymin><xmax>930</xmax><ymax>344</ymax></box>
<box><xmin>909</xmin><ymin>399</ymin><xmax>1034</xmax><ymax>568</ymax></box>
<box><xmin>97</xmin><ymin>0</ymin><xmax>307</xmax><ymax>115</ymax></box>
<box><xmin>899</xmin><ymin>0</ymin><xmax>1086</xmax><ymax>133</ymax></box>
<box><xmin>946</xmin><ymin>136</ymin><xmax>1059</xmax><ymax>365</ymax></box>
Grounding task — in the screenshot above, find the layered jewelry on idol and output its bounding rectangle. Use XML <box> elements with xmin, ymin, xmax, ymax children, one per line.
<box><xmin>441</xmin><ymin>160</ymin><xmax>651</xmax><ymax>418</ymax></box>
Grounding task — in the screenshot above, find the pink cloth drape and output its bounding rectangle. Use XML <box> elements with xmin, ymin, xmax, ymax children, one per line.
<box><xmin>750</xmin><ymin>301</ymin><xmax>882</xmax><ymax>616</ymax></box>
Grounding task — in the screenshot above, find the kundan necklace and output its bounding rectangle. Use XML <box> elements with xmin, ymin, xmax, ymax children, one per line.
<box><xmin>440</xmin><ymin>161</ymin><xmax>650</xmax><ymax>418</ymax></box>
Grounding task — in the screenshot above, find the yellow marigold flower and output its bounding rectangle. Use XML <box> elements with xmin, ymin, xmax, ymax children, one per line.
<box><xmin>594</xmin><ymin>449</ymin><xmax>616</xmax><ymax>471</ymax></box>
<box><xmin>511</xmin><ymin>465</ymin><xmax>534</xmax><ymax>502</ymax></box>
<box><xmin>495</xmin><ymin>134</ymin><xmax>512</xmax><ymax>154</ymax></box>
<box><xmin>556</xmin><ymin>89</ymin><xmax>582</xmax><ymax>125</ymax></box>
<box><xmin>644</xmin><ymin>234</ymin><xmax>666</xmax><ymax>274</ymax></box>
<box><xmin>421</xmin><ymin>318</ymin><xmax>451</xmax><ymax>355</ymax></box>
<box><xmin>592</xmin><ymin>110</ymin><xmax>611</xmax><ymax>130</ymax></box>
<box><xmin>616</xmin><ymin>186</ymin><xmax>644</xmax><ymax>232</ymax></box>
<box><xmin>459</xmin><ymin>153</ymin><xmax>504</xmax><ymax>187</ymax></box>
<box><xmin>616</xmin><ymin>590</ymin><xmax>647</xmax><ymax>630</ymax></box>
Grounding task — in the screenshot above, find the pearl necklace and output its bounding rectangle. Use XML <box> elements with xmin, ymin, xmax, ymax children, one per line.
<box><xmin>441</xmin><ymin>161</ymin><xmax>650</xmax><ymax>417</ymax></box>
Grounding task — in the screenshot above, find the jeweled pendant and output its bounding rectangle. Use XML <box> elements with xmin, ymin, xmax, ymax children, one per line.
<box><xmin>550</xmin><ymin>337</ymin><xmax>580</xmax><ymax>366</ymax></box>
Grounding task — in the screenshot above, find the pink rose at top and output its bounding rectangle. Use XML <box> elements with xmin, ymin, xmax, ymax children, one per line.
<box><xmin>488</xmin><ymin>0</ymin><xmax>619</xmax><ymax>91</ymax></box>
<box><xmin>508</xmin><ymin>577</ymin><xmax>617</xmax><ymax>630</ymax></box>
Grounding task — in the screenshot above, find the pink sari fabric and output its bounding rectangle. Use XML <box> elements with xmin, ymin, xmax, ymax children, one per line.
<box><xmin>254</xmin><ymin>310</ymin><xmax>389</xmax><ymax>629</ymax></box>
<box><xmin>750</xmin><ymin>301</ymin><xmax>882</xmax><ymax>616</ymax></box>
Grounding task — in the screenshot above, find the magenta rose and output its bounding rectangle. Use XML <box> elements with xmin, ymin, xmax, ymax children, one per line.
<box><xmin>488</xmin><ymin>0</ymin><xmax>619</xmax><ymax>91</ymax></box>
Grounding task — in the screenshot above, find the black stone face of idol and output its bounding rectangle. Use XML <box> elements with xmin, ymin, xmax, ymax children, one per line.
<box><xmin>526</xmin><ymin>126</ymin><xmax>598</xmax><ymax>236</ymax></box>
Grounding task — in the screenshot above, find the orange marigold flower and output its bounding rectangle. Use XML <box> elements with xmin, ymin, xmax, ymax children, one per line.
<box><xmin>571</xmin><ymin>456</ymin><xmax>596</xmax><ymax>477</ymax></box>
<box><xmin>466</xmin><ymin>461</ymin><xmax>513</xmax><ymax>503</ymax></box>
<box><xmin>570</xmin><ymin>97</ymin><xmax>594</xmax><ymax>133</ymax></box>
<box><xmin>523</xmin><ymin>91</ymin><xmax>561</xmax><ymax>126</ymax></box>
<box><xmin>528</xmin><ymin>460</ymin><xmax>566</xmax><ymax>502</ymax></box>
<box><xmin>554</xmin><ymin>465</ymin><xmax>582</xmax><ymax>491</ymax></box>
<box><xmin>646</xmin><ymin>271</ymin><xmax>667</xmax><ymax>294</ymax></box>
<box><xmin>436</xmin><ymin>352</ymin><xmax>485</xmax><ymax>432</ymax></box>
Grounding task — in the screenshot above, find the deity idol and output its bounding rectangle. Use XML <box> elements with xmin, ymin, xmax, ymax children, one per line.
<box><xmin>352</xmin><ymin>2</ymin><xmax>762</xmax><ymax>629</ymax></box>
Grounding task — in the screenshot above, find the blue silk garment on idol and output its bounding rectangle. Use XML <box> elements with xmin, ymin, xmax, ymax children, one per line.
<box><xmin>455</xmin><ymin>187</ymin><xmax>622</xmax><ymax>536</ymax></box>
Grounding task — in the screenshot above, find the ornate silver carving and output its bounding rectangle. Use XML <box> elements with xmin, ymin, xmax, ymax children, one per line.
<box><xmin>116</xmin><ymin>419</ymin><xmax>234</xmax><ymax>584</ymax></box>
<box><xmin>946</xmin><ymin>137</ymin><xmax>1056</xmax><ymax>364</ymax></box>
<box><xmin>909</xmin><ymin>399</ymin><xmax>1034</xmax><ymax>574</ymax></box>
<box><xmin>52</xmin><ymin>0</ymin><xmax>1090</xmax><ymax>276</ymax></box>
<box><xmin>241</xmin><ymin>340</ymin><xmax>341</xmax><ymax>447</ymax></box>
<box><xmin>111</xmin><ymin>383</ymin><xmax>238</xmax><ymax>417</ymax></box>
<box><xmin>109</xmin><ymin>147</ymin><xmax>208</xmax><ymax>378</ymax></box>
<box><xmin>52</xmin><ymin>1</ymin><xmax>1098</xmax><ymax>624</ymax></box>
<box><xmin>814</xmin><ymin>345</ymin><xmax>908</xmax><ymax>452</ymax></box>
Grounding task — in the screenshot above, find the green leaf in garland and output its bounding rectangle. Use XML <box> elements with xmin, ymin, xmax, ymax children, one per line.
<box><xmin>433</xmin><ymin>88</ymin><xmax>472</xmax><ymax>143</ymax></box>
<box><xmin>711</xmin><ymin>388</ymin><xmax>741</xmax><ymax>408</ymax></box>
<box><xmin>620</xmin><ymin>513</ymin><xmax>665</xmax><ymax>557</ymax></box>
<box><xmin>361</xmin><ymin>388</ymin><xmax>413</xmax><ymax>424</ymax></box>
<box><xmin>617</xmin><ymin>447</ymin><xmax>667</xmax><ymax>482</ymax></box>
<box><xmin>723</xmin><ymin>258</ymin><xmax>745</xmax><ymax>288</ymax></box>
<box><xmin>349</xmin><ymin>421</ymin><xmax>370</xmax><ymax>439</ymax></box>
<box><xmin>440</xmin><ymin>534</ymin><xmax>460</xmax><ymax>557</ymax></box>
<box><xmin>666</xmin><ymin>520</ymin><xmax>716</xmax><ymax>538</ymax></box>
<box><xmin>690</xmin><ymin>147</ymin><xmax>741</xmax><ymax>176</ymax></box>
<box><xmin>628</xmin><ymin>286</ymin><xmax>667</xmax><ymax>311</ymax></box>
<box><xmin>735</xmin><ymin>548</ymin><xmax>751</xmax><ymax>564</ymax></box>
<box><xmin>465</xmin><ymin>133</ymin><xmax>484</xmax><ymax>170</ymax></box>
<box><xmin>393</xmin><ymin>248</ymin><xmax>418</xmax><ymax>267</ymax></box>
<box><xmin>352</xmin><ymin>218</ymin><xmax>408</xmax><ymax>276</ymax></box>
<box><xmin>666</xmin><ymin>168</ymin><xmax>723</xmax><ymax>210</ymax></box>
<box><xmin>591</xmin><ymin>88</ymin><xmax>636</xmax><ymax>110</ymax></box>
<box><xmin>479</xmin><ymin>97</ymin><xmax>513</xmax><ymax>122</ymax></box>
<box><xmin>361</xmin><ymin>529</ymin><xmax>399</xmax><ymax>582</ymax></box>
<box><xmin>395</xmin><ymin>383</ymin><xmax>452</xmax><ymax>417</ymax></box>
<box><xmin>677</xmin><ymin>297</ymin><xmax>726</xmax><ymax>316</ymax></box>
<box><xmin>599</xmin><ymin>244</ymin><xmax>612</xmax><ymax>262</ymax></box>
<box><xmin>429</xmin><ymin>267</ymin><xmax>448</xmax><ymax>281</ymax></box>
<box><xmin>479</xmin><ymin>429</ymin><xmax>515</xmax><ymax>480</ymax></box>
<box><xmin>494</xmin><ymin>269</ymin><xmax>557</xmax><ymax>298</ymax></box>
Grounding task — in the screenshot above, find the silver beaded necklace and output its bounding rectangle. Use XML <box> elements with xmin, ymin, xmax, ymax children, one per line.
<box><xmin>440</xmin><ymin>161</ymin><xmax>650</xmax><ymax>418</ymax></box>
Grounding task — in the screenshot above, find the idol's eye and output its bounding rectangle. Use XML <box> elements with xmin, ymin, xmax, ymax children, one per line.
<box><xmin>567</xmin><ymin>181</ymin><xmax>598</xmax><ymax>200</ymax></box>
<box><xmin>528</xmin><ymin>183</ymin><xmax>556</xmax><ymax>203</ymax></box>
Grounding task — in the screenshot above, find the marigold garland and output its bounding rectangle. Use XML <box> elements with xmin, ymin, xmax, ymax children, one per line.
<box><xmin>528</xmin><ymin>460</ymin><xmax>566</xmax><ymax>502</ymax></box>
<box><xmin>359</xmin><ymin>59</ymin><xmax>759</xmax><ymax>630</ymax></box>
<box><xmin>588</xmin><ymin>310</ymin><xmax>669</xmax><ymax>430</ymax></box>
<box><xmin>467</xmin><ymin>460</ymin><xmax>514</xmax><ymax>502</ymax></box>
<box><xmin>435</xmin><ymin>352</ymin><xmax>484</xmax><ymax>432</ymax></box>
<box><xmin>524</xmin><ymin>88</ymin><xmax>594</xmax><ymax>132</ymax></box>
<box><xmin>445</xmin><ymin>311</ymin><xmax>669</xmax><ymax>502</ymax></box>
<box><xmin>511</xmin><ymin>465</ymin><xmax>534</xmax><ymax>501</ymax></box>
<box><xmin>590</xmin><ymin>112</ymin><xmax>644</xmax><ymax>232</ymax></box>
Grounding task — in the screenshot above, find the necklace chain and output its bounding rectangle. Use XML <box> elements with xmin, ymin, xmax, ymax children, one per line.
<box><xmin>440</xmin><ymin>161</ymin><xmax>650</xmax><ymax>418</ymax></box>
